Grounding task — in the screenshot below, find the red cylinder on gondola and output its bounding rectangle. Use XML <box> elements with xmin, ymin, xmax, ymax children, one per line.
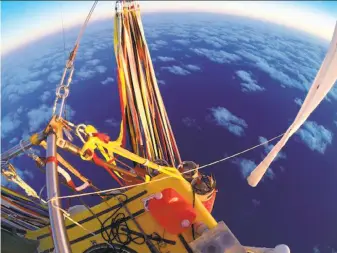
<box><xmin>148</xmin><ymin>188</ymin><xmax>197</xmax><ymax>235</ymax></box>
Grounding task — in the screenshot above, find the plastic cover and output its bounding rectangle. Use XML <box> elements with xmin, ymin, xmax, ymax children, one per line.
<box><xmin>189</xmin><ymin>221</ymin><xmax>246</xmax><ymax>253</ymax></box>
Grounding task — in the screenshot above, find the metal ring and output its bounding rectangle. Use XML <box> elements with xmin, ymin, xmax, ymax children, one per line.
<box><xmin>56</xmin><ymin>85</ymin><xmax>69</xmax><ymax>98</ymax></box>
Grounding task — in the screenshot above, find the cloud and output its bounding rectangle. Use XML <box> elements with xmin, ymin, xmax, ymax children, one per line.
<box><xmin>1</xmin><ymin>111</ymin><xmax>22</xmax><ymax>139</ymax></box>
<box><xmin>232</xmin><ymin>158</ymin><xmax>275</xmax><ymax>180</ymax></box>
<box><xmin>148</xmin><ymin>43</ymin><xmax>159</xmax><ymax>51</ymax></box>
<box><xmin>9</xmin><ymin>137</ymin><xmax>18</xmax><ymax>144</ymax></box>
<box><xmin>157</xmin><ymin>80</ymin><xmax>166</xmax><ymax>85</ymax></box>
<box><xmin>40</xmin><ymin>91</ymin><xmax>51</xmax><ymax>102</ymax></box>
<box><xmin>182</xmin><ymin>117</ymin><xmax>201</xmax><ymax>130</ymax></box>
<box><xmin>149</xmin><ymin>40</ymin><xmax>168</xmax><ymax>51</ymax></box>
<box><xmin>210</xmin><ymin>107</ymin><xmax>248</xmax><ymax>137</ymax></box>
<box><xmin>313</xmin><ymin>246</ymin><xmax>337</xmax><ymax>253</ymax></box>
<box><xmin>161</xmin><ymin>66</ymin><xmax>191</xmax><ymax>76</ymax></box>
<box><xmin>235</xmin><ymin>70</ymin><xmax>265</xmax><ymax>93</ymax></box>
<box><xmin>76</xmin><ymin>66</ymin><xmax>96</xmax><ymax>80</ymax></box>
<box><xmin>191</xmin><ymin>48</ymin><xmax>241</xmax><ymax>64</ymax></box>
<box><xmin>47</xmin><ymin>71</ymin><xmax>61</xmax><ymax>83</ymax></box>
<box><xmin>326</xmin><ymin>83</ymin><xmax>337</xmax><ymax>102</ymax></box>
<box><xmin>294</xmin><ymin>97</ymin><xmax>303</xmax><ymax>106</ymax></box>
<box><xmin>203</xmin><ymin>38</ymin><xmax>224</xmax><ymax>49</ymax></box>
<box><xmin>101</xmin><ymin>77</ymin><xmax>114</xmax><ymax>85</ymax></box>
<box><xmin>236</xmin><ymin>49</ymin><xmax>307</xmax><ymax>91</ymax></box>
<box><xmin>1</xmin><ymin>27</ymin><xmax>115</xmax><ymax>107</ymax></box>
<box><xmin>28</xmin><ymin>68</ymin><xmax>49</xmax><ymax>79</ymax></box>
<box><xmin>157</xmin><ymin>56</ymin><xmax>175</xmax><ymax>62</ymax></box>
<box><xmin>86</xmin><ymin>59</ymin><xmax>101</xmax><ymax>66</ymax></box>
<box><xmin>252</xmin><ymin>199</ymin><xmax>261</xmax><ymax>207</ymax></box>
<box><xmin>3</xmin><ymin>80</ymin><xmax>44</xmax><ymax>103</ymax></box>
<box><xmin>17</xmin><ymin>106</ymin><xmax>23</xmax><ymax>114</ymax></box>
<box><xmin>297</xmin><ymin>121</ymin><xmax>333</xmax><ymax>154</ymax></box>
<box><xmin>75</xmin><ymin>64</ymin><xmax>107</xmax><ymax>81</ymax></box>
<box><xmin>27</xmin><ymin>104</ymin><xmax>52</xmax><ymax>132</ymax></box>
<box><xmin>27</xmin><ymin>104</ymin><xmax>75</xmax><ymax>132</ymax></box>
<box><xmin>154</xmin><ymin>40</ymin><xmax>168</xmax><ymax>46</ymax></box>
<box><xmin>258</xmin><ymin>136</ymin><xmax>286</xmax><ymax>161</ymax></box>
<box><xmin>185</xmin><ymin>64</ymin><xmax>201</xmax><ymax>72</ymax></box>
<box><xmin>96</xmin><ymin>65</ymin><xmax>107</xmax><ymax>73</ymax></box>
<box><xmin>105</xmin><ymin>118</ymin><xmax>119</xmax><ymax>127</ymax></box>
<box><xmin>173</xmin><ymin>39</ymin><xmax>190</xmax><ymax>46</ymax></box>
<box><xmin>8</xmin><ymin>94</ymin><xmax>20</xmax><ymax>103</ymax></box>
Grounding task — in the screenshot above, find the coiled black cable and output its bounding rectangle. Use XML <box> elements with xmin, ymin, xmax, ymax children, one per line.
<box><xmin>100</xmin><ymin>193</ymin><xmax>145</xmax><ymax>252</ymax></box>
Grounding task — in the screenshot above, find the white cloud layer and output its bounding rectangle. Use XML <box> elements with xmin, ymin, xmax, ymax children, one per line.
<box><xmin>297</xmin><ymin>121</ymin><xmax>333</xmax><ymax>154</ymax></box>
<box><xmin>210</xmin><ymin>107</ymin><xmax>248</xmax><ymax>137</ymax></box>
<box><xmin>27</xmin><ymin>104</ymin><xmax>75</xmax><ymax>132</ymax></box>
<box><xmin>101</xmin><ymin>77</ymin><xmax>115</xmax><ymax>85</ymax></box>
<box><xmin>182</xmin><ymin>117</ymin><xmax>201</xmax><ymax>130</ymax></box>
<box><xmin>157</xmin><ymin>56</ymin><xmax>175</xmax><ymax>62</ymax></box>
<box><xmin>235</xmin><ymin>70</ymin><xmax>265</xmax><ymax>93</ymax></box>
<box><xmin>258</xmin><ymin>136</ymin><xmax>286</xmax><ymax>161</ymax></box>
<box><xmin>3</xmin><ymin>1</ymin><xmax>335</xmax><ymax>56</ymax></box>
<box><xmin>294</xmin><ymin>97</ymin><xmax>303</xmax><ymax>106</ymax></box>
<box><xmin>232</xmin><ymin>157</ymin><xmax>275</xmax><ymax>180</ymax></box>
<box><xmin>161</xmin><ymin>65</ymin><xmax>191</xmax><ymax>76</ymax></box>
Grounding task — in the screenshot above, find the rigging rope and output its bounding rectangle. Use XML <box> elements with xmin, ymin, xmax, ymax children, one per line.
<box><xmin>44</xmin><ymin>131</ymin><xmax>284</xmax><ymax>247</ymax></box>
<box><xmin>114</xmin><ymin>2</ymin><xmax>182</xmax><ymax>169</ymax></box>
<box><xmin>74</xmin><ymin>1</ymin><xmax>98</xmax><ymax>47</ymax></box>
<box><xmin>48</xmin><ymin>132</ymin><xmax>284</xmax><ymax>201</ymax></box>
<box><xmin>60</xmin><ymin>2</ymin><xmax>67</xmax><ymax>64</ymax></box>
<box><xmin>52</xmin><ymin>1</ymin><xmax>98</xmax><ymax>118</ymax></box>
<box><xmin>1</xmin><ymin>164</ymin><xmax>40</xmax><ymax>199</ymax></box>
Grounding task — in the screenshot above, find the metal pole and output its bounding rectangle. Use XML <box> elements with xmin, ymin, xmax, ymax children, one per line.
<box><xmin>46</xmin><ymin>133</ymin><xmax>71</xmax><ymax>253</ymax></box>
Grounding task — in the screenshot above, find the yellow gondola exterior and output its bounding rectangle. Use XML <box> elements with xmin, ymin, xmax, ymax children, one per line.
<box><xmin>25</xmin><ymin>174</ymin><xmax>222</xmax><ymax>253</ymax></box>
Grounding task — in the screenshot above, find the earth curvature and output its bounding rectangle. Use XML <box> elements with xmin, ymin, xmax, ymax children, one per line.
<box><xmin>1</xmin><ymin>13</ymin><xmax>337</xmax><ymax>253</ymax></box>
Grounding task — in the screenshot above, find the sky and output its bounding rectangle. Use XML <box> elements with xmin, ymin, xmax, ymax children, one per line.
<box><xmin>1</xmin><ymin>1</ymin><xmax>337</xmax><ymax>55</ymax></box>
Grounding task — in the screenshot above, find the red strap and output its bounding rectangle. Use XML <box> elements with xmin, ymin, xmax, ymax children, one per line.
<box><xmin>46</xmin><ymin>156</ymin><xmax>58</xmax><ymax>166</ymax></box>
<box><xmin>92</xmin><ymin>153</ymin><xmax>124</xmax><ymax>186</ymax></box>
<box><xmin>67</xmin><ymin>180</ymin><xmax>76</xmax><ymax>190</ymax></box>
<box><xmin>92</xmin><ymin>133</ymin><xmax>110</xmax><ymax>143</ymax></box>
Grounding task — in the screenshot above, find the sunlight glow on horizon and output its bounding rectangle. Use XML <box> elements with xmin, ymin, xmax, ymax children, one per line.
<box><xmin>2</xmin><ymin>1</ymin><xmax>336</xmax><ymax>56</ymax></box>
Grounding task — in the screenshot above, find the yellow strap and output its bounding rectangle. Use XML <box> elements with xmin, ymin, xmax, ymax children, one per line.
<box><xmin>80</xmin><ymin>127</ymin><xmax>182</xmax><ymax>180</ymax></box>
<box><xmin>128</xmin><ymin>11</ymin><xmax>160</xmax><ymax>159</ymax></box>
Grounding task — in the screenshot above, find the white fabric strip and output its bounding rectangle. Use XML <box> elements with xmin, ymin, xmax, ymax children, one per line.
<box><xmin>248</xmin><ymin>22</ymin><xmax>337</xmax><ymax>187</ymax></box>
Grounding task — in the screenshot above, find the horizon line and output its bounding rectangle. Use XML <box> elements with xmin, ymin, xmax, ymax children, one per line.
<box><xmin>2</xmin><ymin>4</ymin><xmax>336</xmax><ymax>56</ymax></box>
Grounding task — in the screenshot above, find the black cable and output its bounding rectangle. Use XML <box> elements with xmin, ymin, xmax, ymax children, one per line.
<box><xmin>191</xmin><ymin>187</ymin><xmax>196</xmax><ymax>240</ymax></box>
<box><xmin>178</xmin><ymin>234</ymin><xmax>194</xmax><ymax>253</ymax></box>
<box><xmin>100</xmin><ymin>193</ymin><xmax>146</xmax><ymax>253</ymax></box>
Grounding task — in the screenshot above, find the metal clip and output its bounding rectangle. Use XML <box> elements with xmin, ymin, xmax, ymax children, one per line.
<box><xmin>141</xmin><ymin>192</ymin><xmax>163</xmax><ymax>211</ymax></box>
